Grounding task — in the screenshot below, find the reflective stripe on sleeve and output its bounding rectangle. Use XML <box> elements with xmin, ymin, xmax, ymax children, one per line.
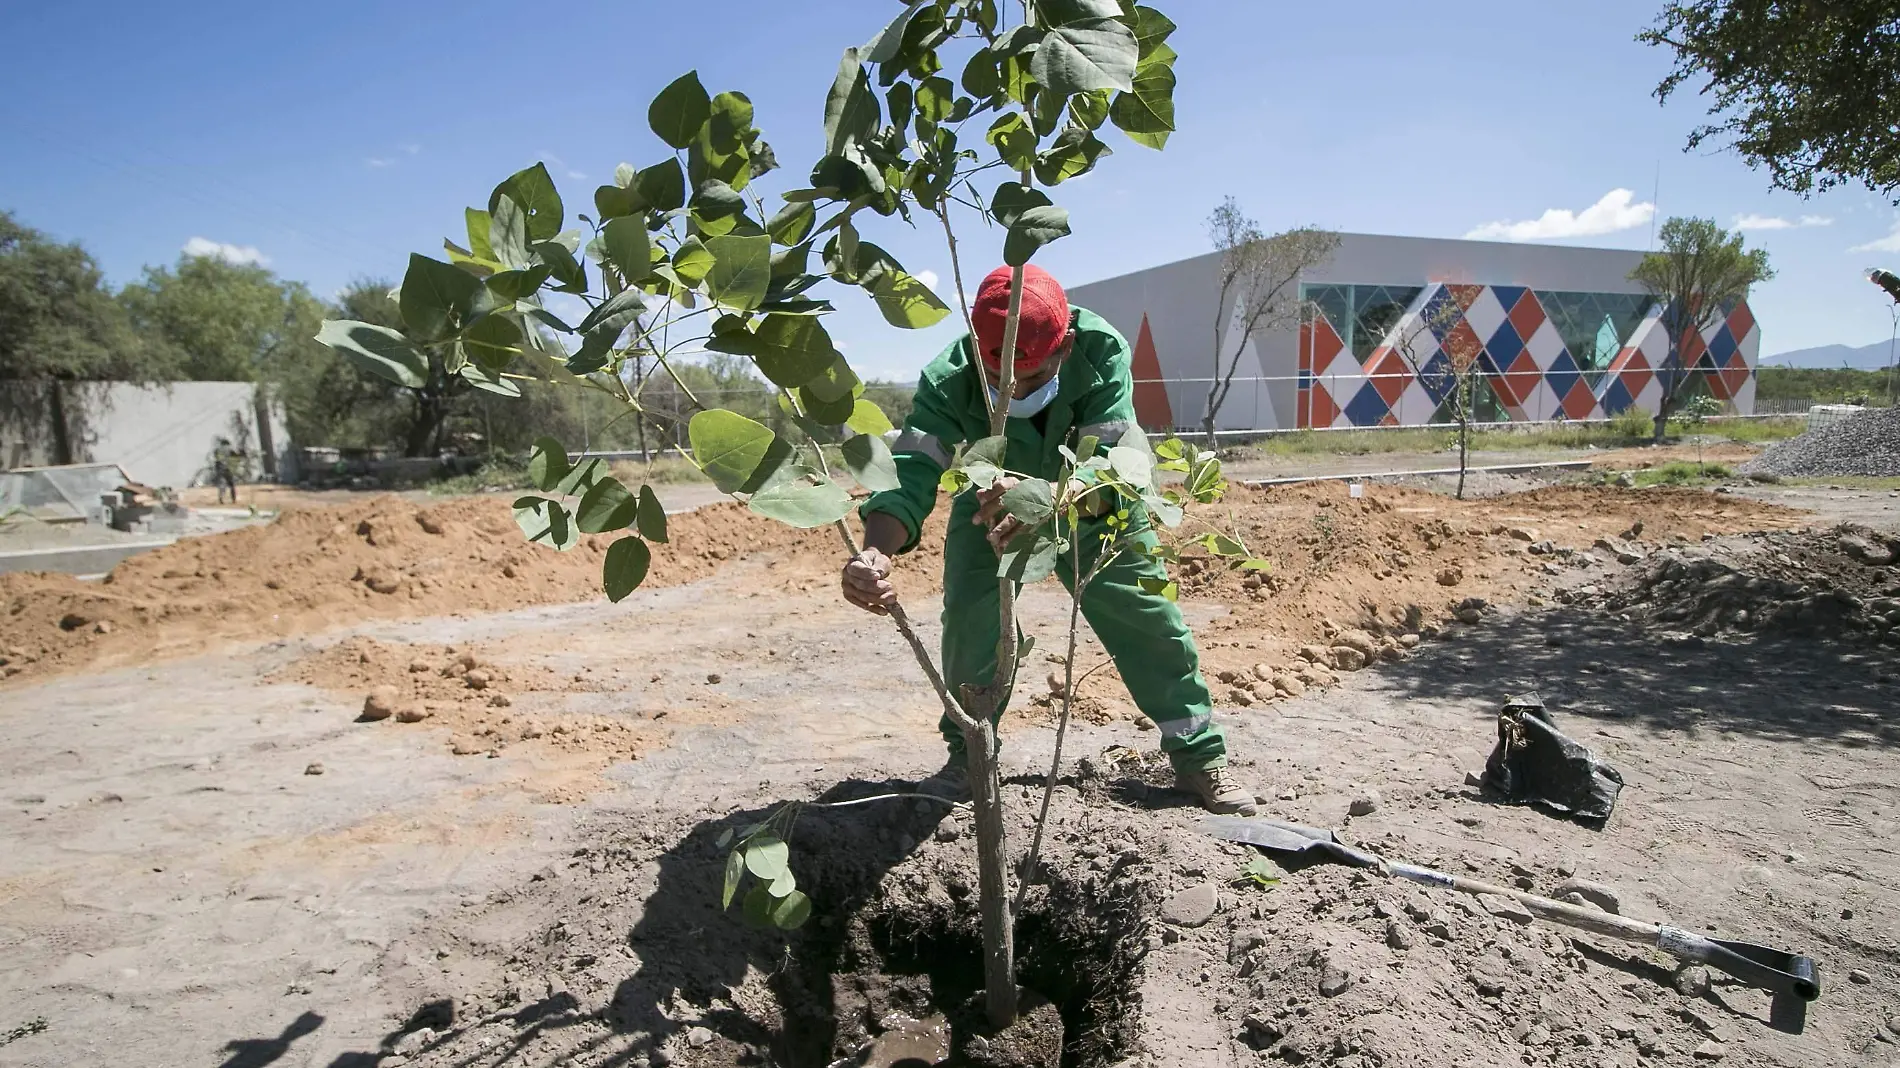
<box><xmin>892</xmin><ymin>429</ymin><xmax>953</xmax><ymax>468</ymax></box>
<box><xmin>1154</xmin><ymin>712</ymin><xmax>1212</xmax><ymax>740</ymax></box>
<box><xmin>1078</xmin><ymin>420</ymin><xmax>1133</xmax><ymax>445</ymax></box>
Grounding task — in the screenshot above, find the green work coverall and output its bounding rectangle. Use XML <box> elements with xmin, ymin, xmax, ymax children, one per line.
<box><xmin>860</xmin><ymin>306</ymin><xmax>1227</xmax><ymax>770</ymax></box>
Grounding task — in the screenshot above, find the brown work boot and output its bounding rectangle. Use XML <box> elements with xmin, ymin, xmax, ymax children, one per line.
<box><xmin>1176</xmin><ymin>764</ymin><xmax>1258</xmax><ymax>815</ymax></box>
<box><xmin>916</xmin><ymin>754</ymin><xmax>971</xmax><ymax>803</ymax></box>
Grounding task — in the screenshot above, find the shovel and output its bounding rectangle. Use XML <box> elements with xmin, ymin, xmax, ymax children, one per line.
<box><xmin>1202</xmin><ymin>816</ymin><xmax>1822</xmax><ymax>1030</ymax></box>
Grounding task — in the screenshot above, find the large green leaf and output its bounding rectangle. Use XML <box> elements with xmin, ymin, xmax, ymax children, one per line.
<box><xmin>636</xmin><ymin>485</ymin><xmax>668</xmax><ymax>543</ymax></box>
<box><xmin>842</xmin><ymin>433</ymin><xmax>900</xmax><ymax>491</ymax></box>
<box><xmin>824</xmin><ymin>49</ymin><xmax>880</xmax><ymax>156</ymax></box>
<box><xmin>576</xmin><ymin>476</ymin><xmax>639</xmax><ymax>533</ymax></box>
<box><xmin>704</xmin><ymin>234</ymin><xmax>772</xmax><ymax>311</ymax></box>
<box><xmin>602</xmin><ymin>217</ymin><xmax>652</xmax><ymax>283</ymax></box>
<box><xmin>464</xmin><ymin>207</ymin><xmax>495</xmax><ymax>262</ymax></box>
<box><xmin>721</xmin><ymin>847</ymin><xmax>745</xmax><ymax>909</ymax></box>
<box><xmin>602</xmin><ymin>536</ymin><xmax>651</xmax><ymax>602</ymax></box>
<box><xmin>315</xmin><ymin>320</ymin><xmax>429</xmax><ymax>389</ymax></box>
<box><xmin>556</xmin><ymin>456</ymin><xmax>609</xmax><ymax>498</ymax></box>
<box><xmin>490</xmin><ymin>196</ymin><xmax>531</xmax><ymax>269</ymax></box>
<box><xmin>990</xmin><ymin>181</ymin><xmax>1051</xmax><ymax>227</ymax></box>
<box><xmin>1038</xmin><ymin>0</ymin><xmax>1121</xmax><ymax>23</ymax></box>
<box><xmin>771</xmin><ymin>890</ymin><xmax>812</xmax><ymax>930</ymax></box>
<box><xmin>1068</xmin><ymin>88</ymin><xmax>1112</xmax><ymax>130</ymax></box>
<box><xmin>800</xmin><ymin>383</ymin><xmax>856</xmax><ymax>424</ymax></box>
<box><xmin>1005</xmin><ymin>205</ymin><xmax>1071</xmax><ymax>265</ymax></box>
<box><xmin>636</xmin><ymin>159</ymin><xmax>686</xmax><ymax>212</ymax></box>
<box><xmin>594</xmin><ymin>183</ymin><xmax>641</xmax><ymax>220</ymax></box>
<box><xmin>512</xmin><ymin>496</ymin><xmax>577</xmax><ymax>551</ymax></box>
<box><xmin>690</xmin><ymin>179</ymin><xmax>748</xmax><ymax>236</ymax></box>
<box><xmin>751</xmin><ymin>314</ymin><xmax>839</xmax><ymax>388</ymax></box>
<box><xmin>399</xmin><ymin>253</ymin><xmax>480</xmax><ymax>342</ymax></box>
<box><xmin>803</xmin><ymin>353</ymin><xmax>860</xmax><ymax>402</ymax></box>
<box><xmin>458</xmin><ymin>360</ymin><xmax>520</xmax><ymax>397</ymax></box>
<box><xmin>767</xmin><ymin>201</ymin><xmax>816</xmax><ymax>246</ymax></box>
<box><xmin>483</xmin><ymin>265</ymin><xmax>552</xmax><ymax>302</ymax></box>
<box><xmin>488</xmin><ymin>163</ymin><xmax>563</xmax><ymax>242</ymax></box>
<box><xmin>649</xmin><ymin>71</ymin><xmax>711</xmax><ymax>149</ymax></box>
<box><xmin>1000</xmin><ymin>477</ymin><xmax>1055</xmax><ymax>526</ymax></box>
<box><xmin>743</xmin><ymin>836</ymin><xmax>789</xmax><ymax>880</ymax></box>
<box><xmin>998</xmin><ymin>532</ymin><xmax>1060</xmax><ymax>583</ymax></box>
<box><xmin>532</xmin><ymin>239</ymin><xmax>587</xmax><ymax>293</ymax></box>
<box><xmin>742</xmin><ymin>885</ymin><xmax>774</xmax><ymax>926</ymax></box>
<box><xmin>1031</xmin><ymin>18</ymin><xmax>1139</xmax><ymax>96</ymax></box>
<box><xmin>864</xmin><ymin>1</ymin><xmax>928</xmax><ymax>63</ymax></box>
<box><xmin>576</xmin><ymin>289</ymin><xmax>645</xmax><ymax>335</ymax></box>
<box><xmin>867</xmin><ymin>269</ymin><xmax>950</xmax><ymax>330</ymax></box>
<box><xmin>462</xmin><ymin>309</ymin><xmax>522</xmax><ymax>365</ymax></box>
<box><xmin>847</xmin><ymin>398</ymin><xmax>894</xmax><ymax>437</ymax></box>
<box><xmin>672</xmin><ymin>238</ymin><xmax>715</xmax><ymax>286</ymax></box>
<box><xmin>1034</xmin><ymin>125</ymin><xmax>1112</xmax><ymax>185</ymax></box>
<box><xmin>748</xmin><ymin>477</ymin><xmax>853</xmax><ymax>528</ymax></box>
<box><xmin>528</xmin><ymin>436</ymin><xmax>569</xmax><ymax>491</ymax></box>
<box><xmin>1109</xmin><ymin>60</ymin><xmax>1176</xmax><ymax>147</ymax></box>
<box><xmin>1128</xmin><ymin>5</ymin><xmax>1176</xmax><ymax>59</ymax></box>
<box><xmin>961</xmin><ymin>46</ymin><xmax>1003</xmax><ymax>99</ymax></box>
<box><xmin>985</xmin><ymin>113</ymin><xmax>1038</xmax><ymax>172</ymax></box>
<box><xmin>1108</xmin><ymin>443</ymin><xmax>1154</xmax><ymax>489</ymax></box>
<box><xmin>689</xmin><ymin>409</ymin><xmax>791</xmax><ymax>494</ymax></box>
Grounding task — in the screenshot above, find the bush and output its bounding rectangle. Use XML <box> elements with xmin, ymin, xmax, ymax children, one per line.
<box><xmin>1609</xmin><ymin>407</ymin><xmax>1653</xmax><ymax>439</ymax></box>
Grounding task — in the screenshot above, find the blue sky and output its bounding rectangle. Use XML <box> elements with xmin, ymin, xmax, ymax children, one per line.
<box><xmin>5</xmin><ymin>0</ymin><xmax>1898</xmax><ymax>380</ymax></box>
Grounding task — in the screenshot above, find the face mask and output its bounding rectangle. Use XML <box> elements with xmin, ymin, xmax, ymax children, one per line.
<box><xmin>987</xmin><ymin>371</ymin><xmax>1061</xmax><ymax>418</ymax></box>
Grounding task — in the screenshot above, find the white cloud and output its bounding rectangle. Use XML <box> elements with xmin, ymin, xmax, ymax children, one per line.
<box><xmin>566</xmin><ymin>170</ymin><xmax>587</xmax><ymax>181</ymax></box>
<box><xmin>915</xmin><ymin>269</ymin><xmax>940</xmax><ymax>293</ymax></box>
<box><xmin>402</xmin><ymin>143</ymin><xmax>421</xmax><ymax>155</ymax></box>
<box><xmin>182</xmin><ymin>237</ymin><xmax>269</xmax><ymax>267</ymax></box>
<box><xmin>366</xmin><ymin>157</ymin><xmax>393</xmax><ymax>168</ymax></box>
<box><xmin>1849</xmin><ymin>225</ymin><xmax>1900</xmax><ymax>253</ymax></box>
<box><xmin>1734</xmin><ymin>213</ymin><xmax>1833</xmax><ymax>232</ymax></box>
<box><xmin>1464</xmin><ymin>188</ymin><xmax>1655</xmax><ymax>242</ymax></box>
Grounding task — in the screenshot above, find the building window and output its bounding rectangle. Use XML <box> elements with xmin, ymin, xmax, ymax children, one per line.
<box><xmin>1300</xmin><ymin>284</ymin><xmax>1423</xmax><ymax>361</ymax></box>
<box><xmin>1534</xmin><ymin>291</ymin><xmax>1654</xmax><ymax>387</ymax></box>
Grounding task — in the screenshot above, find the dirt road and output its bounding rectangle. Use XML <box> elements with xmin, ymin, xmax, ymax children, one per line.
<box><xmin>1</xmin><ymin>482</ymin><xmax>1895</xmax><ymax>1067</ymax></box>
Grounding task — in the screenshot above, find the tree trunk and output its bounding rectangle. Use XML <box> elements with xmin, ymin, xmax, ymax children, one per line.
<box><xmin>1651</xmin><ymin>408</ymin><xmax>1669</xmax><ymax>444</ymax></box>
<box><xmin>1202</xmin><ymin>413</ymin><xmax>1217</xmax><ymax>452</ymax></box>
<box><xmin>958</xmin><ymin>707</ymin><xmax>1016</xmax><ymax>1027</ymax></box>
<box><xmin>1455</xmin><ymin>376</ymin><xmax>1471</xmax><ymax>500</ymax></box>
<box><xmin>405</xmin><ymin>392</ymin><xmax>449</xmax><ymax>457</ymax></box>
<box><xmin>46</xmin><ymin>381</ymin><xmax>74</xmax><ymax>466</ymax></box>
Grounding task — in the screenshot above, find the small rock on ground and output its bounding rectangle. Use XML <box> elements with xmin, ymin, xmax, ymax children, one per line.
<box><xmin>1553</xmin><ymin>877</ymin><xmax>1622</xmax><ymax>914</ymax></box>
<box><xmin>1348</xmin><ymin>792</ymin><xmax>1380</xmax><ymax>817</ymax></box>
<box><xmin>1161</xmin><ymin>883</ymin><xmax>1219</xmax><ymax>927</ymax></box>
<box><xmin>1477</xmin><ymin>893</ymin><xmax>1534</xmax><ymax>925</ymax></box>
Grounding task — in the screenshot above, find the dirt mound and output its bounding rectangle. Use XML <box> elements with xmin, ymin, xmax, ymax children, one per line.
<box><xmin>0</xmin><ymin>494</ymin><xmax>834</xmax><ymax>686</ymax></box>
<box><xmin>1079</xmin><ymin>482</ymin><xmax>1809</xmax><ymax>712</ymax></box>
<box><xmin>1</xmin><ymin>482</ymin><xmax>1805</xmax><ymax>694</ymax></box>
<box><xmin>1580</xmin><ymin>525</ymin><xmax>1900</xmax><ymax>642</ymax></box>
<box><xmin>1740</xmin><ymin>405</ymin><xmax>1900</xmax><ymax>478</ymax></box>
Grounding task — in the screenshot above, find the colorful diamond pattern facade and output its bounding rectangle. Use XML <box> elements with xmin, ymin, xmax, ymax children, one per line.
<box><xmin>1296</xmin><ymin>284</ymin><xmax>1759</xmax><ymax>428</ymax></box>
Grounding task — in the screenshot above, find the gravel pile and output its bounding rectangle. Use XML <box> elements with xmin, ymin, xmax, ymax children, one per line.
<box><xmin>1740</xmin><ymin>404</ymin><xmax>1900</xmax><ymax>478</ymax></box>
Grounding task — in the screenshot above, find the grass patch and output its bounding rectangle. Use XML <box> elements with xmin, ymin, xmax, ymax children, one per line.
<box><xmin>609</xmin><ymin>456</ymin><xmax>708</xmax><ymax>484</ymax></box>
<box><xmin>1627</xmin><ymin>461</ymin><xmax>1734</xmax><ymax>487</ymax></box>
<box><xmin>1221</xmin><ymin>415</ymin><xmax>1804</xmax><ymax>461</ymax></box>
<box><xmin>426</xmin><ymin>458</ymin><xmax>533</xmax><ymax>496</ymax></box>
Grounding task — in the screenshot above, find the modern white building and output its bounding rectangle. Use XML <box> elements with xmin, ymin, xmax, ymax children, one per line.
<box><xmin>1067</xmin><ymin>232</ymin><xmax>1760</xmax><ymax>433</ymax></box>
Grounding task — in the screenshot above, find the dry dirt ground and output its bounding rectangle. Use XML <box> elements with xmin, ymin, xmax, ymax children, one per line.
<box><xmin>1</xmin><ymin>480</ymin><xmax>1897</xmax><ymax>1068</ymax></box>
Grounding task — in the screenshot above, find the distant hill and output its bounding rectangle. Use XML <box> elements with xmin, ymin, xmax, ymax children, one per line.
<box><xmin>1760</xmin><ymin>340</ymin><xmax>1898</xmax><ymax>369</ymax></box>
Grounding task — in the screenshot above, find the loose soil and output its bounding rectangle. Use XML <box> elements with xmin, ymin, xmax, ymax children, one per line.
<box><xmin>1</xmin><ymin>479</ymin><xmax>1893</xmax><ymax>1068</ymax></box>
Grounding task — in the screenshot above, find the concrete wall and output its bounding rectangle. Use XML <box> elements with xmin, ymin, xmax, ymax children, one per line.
<box><xmin>0</xmin><ymin>381</ymin><xmax>292</xmax><ymax>488</ymax></box>
<box><xmin>1069</xmin><ymin>233</ymin><xmax>1661</xmax><ymax>432</ymax></box>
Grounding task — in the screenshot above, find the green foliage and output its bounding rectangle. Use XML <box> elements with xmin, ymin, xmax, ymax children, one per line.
<box><xmin>0</xmin><ymin>212</ymin><xmax>149</xmax><ymax>381</ymax></box>
<box><xmin>717</xmin><ymin>813</ymin><xmax>810</xmax><ymax>931</ymax></box>
<box><xmin>1757</xmin><ymin>366</ymin><xmax>1895</xmax><ymax>406</ymax></box>
<box><xmin>1235</xmin><ymin>856</ymin><xmax>1282</xmax><ymax>890</ymax></box>
<box><xmin>1627</xmin><ymin>460</ymin><xmax>1735</xmax><ymax>486</ymax></box>
<box><xmin>1609</xmin><ymin>406</ymin><xmax>1655</xmax><ymax>440</ymax></box>
<box><xmin>1642</xmin><ymin>0</ymin><xmax>1900</xmax><ymax>201</ymax></box>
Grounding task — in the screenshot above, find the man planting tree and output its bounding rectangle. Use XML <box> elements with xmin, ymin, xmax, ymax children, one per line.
<box><xmin>841</xmin><ymin>265</ymin><xmax>1259</xmax><ymax>815</ymax></box>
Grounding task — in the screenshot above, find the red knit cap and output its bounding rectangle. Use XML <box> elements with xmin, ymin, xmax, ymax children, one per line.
<box><xmin>972</xmin><ymin>264</ymin><xmax>1070</xmax><ymax>374</ymax></box>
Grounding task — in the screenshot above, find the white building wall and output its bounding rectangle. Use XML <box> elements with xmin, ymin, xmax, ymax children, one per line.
<box><xmin>0</xmin><ymin>382</ymin><xmax>290</xmax><ymax>488</ymax></box>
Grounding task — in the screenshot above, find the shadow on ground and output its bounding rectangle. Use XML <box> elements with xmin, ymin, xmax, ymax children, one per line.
<box><xmin>1376</xmin><ymin>608</ymin><xmax>1898</xmax><ymax>749</ymax></box>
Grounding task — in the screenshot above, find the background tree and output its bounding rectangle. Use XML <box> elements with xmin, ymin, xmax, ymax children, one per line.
<box><xmin>0</xmin><ymin>211</ymin><xmax>153</xmax><ymax>462</ymax></box>
<box><xmin>1203</xmin><ymin>198</ymin><xmax>1337</xmax><ymax>447</ymax></box>
<box><xmin>1386</xmin><ymin>291</ymin><xmax>1486</xmax><ymax>499</ymax></box>
<box><xmin>1641</xmin><ymin>0</ymin><xmax>1900</xmax><ymax>200</ymax></box>
<box><xmin>1630</xmin><ymin>216</ymin><xmax>1773</xmax><ymax>441</ymax></box>
<box><xmin>119</xmin><ymin>254</ymin><xmax>325</xmax><ymax>382</ymax></box>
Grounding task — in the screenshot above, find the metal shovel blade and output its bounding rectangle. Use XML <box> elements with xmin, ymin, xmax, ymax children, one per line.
<box><xmin>1199</xmin><ymin>816</ymin><xmax>1385</xmax><ymax>869</ymax></box>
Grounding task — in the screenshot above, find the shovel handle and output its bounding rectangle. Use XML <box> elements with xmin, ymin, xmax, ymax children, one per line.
<box><xmin>1388</xmin><ymin>863</ymin><xmax>1661</xmax><ymax>942</ymax></box>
